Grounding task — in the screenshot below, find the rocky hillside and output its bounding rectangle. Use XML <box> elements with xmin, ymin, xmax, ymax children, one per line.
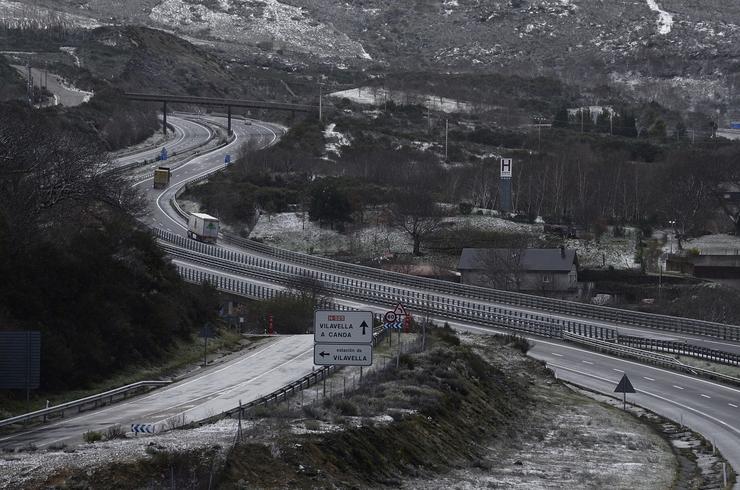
<box><xmin>6</xmin><ymin>0</ymin><xmax>740</xmax><ymax>115</ymax></box>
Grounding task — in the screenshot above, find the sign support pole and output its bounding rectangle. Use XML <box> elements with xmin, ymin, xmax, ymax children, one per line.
<box><xmin>203</xmin><ymin>334</ymin><xmax>208</xmax><ymax>367</ymax></box>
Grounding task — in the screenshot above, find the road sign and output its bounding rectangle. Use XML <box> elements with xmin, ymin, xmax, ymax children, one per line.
<box><xmin>383</xmin><ymin>303</ymin><xmax>409</xmax><ymax>330</ymax></box>
<box><xmin>614</xmin><ymin>374</ymin><xmax>635</xmax><ymax>410</ymax></box>
<box><xmin>314</xmin><ymin>344</ymin><xmax>372</xmax><ymax>366</ymax></box>
<box><xmin>160</xmin><ymin>147</ymin><xmax>168</xmax><ymax>161</ymax></box>
<box><xmin>614</xmin><ymin>374</ymin><xmax>635</xmax><ymax>393</ymax></box>
<box><xmin>224</xmin><ymin>154</ymin><xmax>231</xmax><ymax>164</ymax></box>
<box><xmin>0</xmin><ymin>331</ymin><xmax>41</xmax><ymax>390</ymax></box>
<box><xmin>500</xmin><ymin>158</ymin><xmax>512</xmax><ymax>178</ymax></box>
<box><xmin>314</xmin><ymin>310</ymin><xmax>373</xmax><ymax>344</ymax></box>
<box><xmin>199</xmin><ymin>324</ymin><xmax>215</xmax><ymax>338</ymax></box>
<box><xmin>131</xmin><ymin>423</ymin><xmax>156</xmax><ymax>434</ymax></box>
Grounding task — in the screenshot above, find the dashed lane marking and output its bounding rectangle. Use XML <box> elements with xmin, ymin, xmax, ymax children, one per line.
<box><xmin>673</xmin><ymin>385</ymin><xmax>684</xmax><ymax>390</ymax></box>
<box><xmin>582</xmin><ymin>360</ymin><xmax>593</xmax><ymax>365</ymax></box>
<box><xmin>700</xmin><ymin>394</ymin><xmax>711</xmax><ymax>399</ymax></box>
<box><xmin>551</xmin><ymin>352</ymin><xmax>563</xmax><ymax>357</ymax></box>
<box><xmin>643</xmin><ymin>377</ymin><xmax>655</xmax><ymax>381</ymax></box>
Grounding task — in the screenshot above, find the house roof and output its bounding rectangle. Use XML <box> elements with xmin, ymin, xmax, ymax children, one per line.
<box><xmin>458</xmin><ymin>248</ymin><xmax>577</xmax><ymax>272</ymax></box>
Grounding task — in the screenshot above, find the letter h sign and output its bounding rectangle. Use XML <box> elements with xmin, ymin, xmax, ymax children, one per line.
<box><xmin>500</xmin><ymin>158</ymin><xmax>512</xmax><ymax>178</ymax></box>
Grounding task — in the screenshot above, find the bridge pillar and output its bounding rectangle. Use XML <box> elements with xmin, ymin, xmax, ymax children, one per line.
<box><xmin>227</xmin><ymin>105</ymin><xmax>232</xmax><ymax>136</ymax></box>
<box><xmin>162</xmin><ymin>100</ymin><xmax>168</xmax><ymax>135</ymax></box>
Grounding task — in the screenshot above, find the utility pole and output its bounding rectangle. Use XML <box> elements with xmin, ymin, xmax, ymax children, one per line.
<box><xmin>610</xmin><ymin>112</ymin><xmax>613</xmax><ymax>135</ymax></box>
<box><xmin>318</xmin><ymin>83</ymin><xmax>322</xmax><ymax>121</ymax></box>
<box><xmin>26</xmin><ymin>61</ymin><xmax>33</xmax><ymax>107</ymax></box>
<box><xmin>445</xmin><ymin>118</ymin><xmax>448</xmax><ymax>161</ymax></box>
<box><xmin>580</xmin><ymin>108</ymin><xmax>584</xmax><ymax>133</ymax></box>
<box><xmin>427</xmin><ymin>102</ymin><xmax>431</xmax><ymax>133</ymax></box>
<box><xmin>536</xmin><ymin>118</ymin><xmax>542</xmax><ymax>150</ymax></box>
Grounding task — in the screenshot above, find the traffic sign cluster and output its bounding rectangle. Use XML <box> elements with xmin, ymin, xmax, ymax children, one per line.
<box><xmin>314</xmin><ymin>311</ymin><xmax>373</xmax><ymax>366</ymax></box>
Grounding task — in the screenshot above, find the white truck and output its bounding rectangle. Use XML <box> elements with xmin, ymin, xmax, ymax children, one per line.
<box><xmin>187</xmin><ymin>213</ymin><xmax>219</xmax><ymax>243</ymax></box>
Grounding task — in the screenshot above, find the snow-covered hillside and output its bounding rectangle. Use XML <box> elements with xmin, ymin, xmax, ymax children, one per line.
<box><xmin>149</xmin><ymin>0</ymin><xmax>371</xmax><ymax>60</ymax></box>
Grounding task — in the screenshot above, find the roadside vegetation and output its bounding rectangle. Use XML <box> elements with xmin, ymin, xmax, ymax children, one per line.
<box><xmin>43</xmin><ymin>328</ymin><xmax>681</xmax><ymax>489</ymax></box>
<box><xmin>0</xmin><ymin>102</ymin><xmax>220</xmax><ymax>415</ymax></box>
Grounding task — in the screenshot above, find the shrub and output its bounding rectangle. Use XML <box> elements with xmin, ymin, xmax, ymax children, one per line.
<box><xmin>504</xmin><ymin>334</ymin><xmax>531</xmax><ymax>353</ymax></box>
<box><xmin>399</xmin><ymin>353</ymin><xmax>416</xmax><ymax>370</ymax></box>
<box><xmin>105</xmin><ymin>424</ymin><xmax>126</xmax><ymax>440</ymax></box>
<box><xmin>459</xmin><ymin>202</ymin><xmax>473</xmax><ymax>215</ymax></box>
<box><xmin>334</xmin><ymin>399</ymin><xmax>359</xmax><ymax>416</ymax></box>
<box><xmin>435</xmin><ymin>324</ymin><xmax>460</xmax><ymax>346</ymax></box>
<box><xmin>83</xmin><ymin>430</ymin><xmax>103</xmax><ymax>443</ymax></box>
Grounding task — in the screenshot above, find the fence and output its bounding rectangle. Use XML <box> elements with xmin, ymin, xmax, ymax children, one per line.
<box><xmin>200</xmin><ymin>233</ymin><xmax>740</xmax><ymax>341</ymax></box>
<box><xmin>617</xmin><ymin>335</ymin><xmax>740</xmax><ymax>367</ymax></box>
<box><xmin>0</xmin><ymin>381</ymin><xmax>171</xmax><ymax>431</ymax></box>
<box><xmin>173</xmin><ymin>258</ymin><xmax>740</xmax><ymax>387</ymax></box>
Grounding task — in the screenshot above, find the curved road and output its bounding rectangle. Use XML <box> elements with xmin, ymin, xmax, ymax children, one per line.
<box><xmin>111</xmin><ymin>115</ymin><xmax>214</xmax><ymax>170</ymax></box>
<box><xmin>2</xmin><ymin>113</ymin><xmax>739</xmax><ymax>488</ymax></box>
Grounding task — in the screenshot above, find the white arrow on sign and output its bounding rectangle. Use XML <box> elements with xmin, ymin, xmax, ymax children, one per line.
<box><xmin>314</xmin><ymin>310</ymin><xmax>373</xmax><ymax>344</ymax></box>
<box><xmin>314</xmin><ymin>344</ymin><xmax>373</xmax><ymax>366</ymax></box>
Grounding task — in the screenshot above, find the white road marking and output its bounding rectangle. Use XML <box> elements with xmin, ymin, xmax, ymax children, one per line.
<box><xmin>673</xmin><ymin>385</ymin><xmax>684</xmax><ymax>390</ymax></box>
<box><xmin>551</xmin><ymin>352</ymin><xmax>563</xmax><ymax>357</ymax></box>
<box><xmin>548</xmin><ymin>363</ymin><xmax>740</xmax><ymax>437</ymax></box>
<box><xmin>700</xmin><ymin>394</ymin><xmax>711</xmax><ymax>399</ymax></box>
<box><xmin>582</xmin><ymin>360</ymin><xmax>593</xmax><ymax>365</ymax></box>
<box><xmin>643</xmin><ymin>376</ymin><xmax>655</xmax><ymax>381</ymax></box>
<box><xmin>613</xmin><ymin>368</ymin><xmax>624</xmax><ymax>373</ymax></box>
<box><xmin>730</xmin><ymin>403</ymin><xmax>738</xmax><ymax>408</ymax></box>
<box><xmin>0</xmin><ymin>338</ymin><xmax>285</xmax><ymax>445</ymax></box>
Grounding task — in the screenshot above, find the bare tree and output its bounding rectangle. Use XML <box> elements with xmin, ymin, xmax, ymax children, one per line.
<box><xmin>390</xmin><ymin>187</ymin><xmax>445</xmax><ymax>256</ymax></box>
<box><xmin>0</xmin><ymin>116</ymin><xmax>143</xmax><ymax>247</ymax></box>
<box><xmin>479</xmin><ymin>241</ymin><xmax>528</xmax><ymax>291</ymax></box>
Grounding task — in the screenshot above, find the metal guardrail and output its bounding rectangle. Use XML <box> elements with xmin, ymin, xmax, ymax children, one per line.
<box><xmin>203</xmin><ymin>233</ymin><xmax>740</xmax><ymax>341</ymax></box>
<box><xmin>189</xmin><ymin>319</ymin><xmax>388</xmax><ymax>428</ymax></box>
<box><xmin>564</xmin><ymin>333</ymin><xmax>684</xmax><ymax>369</ymax></box>
<box><xmin>618</xmin><ymin>335</ymin><xmax>740</xmax><ymax>367</ymax></box>
<box><xmin>173</xmin><ymin>258</ymin><xmax>740</xmax><ymax>387</ymax></box>
<box><xmin>166</xmin><ymin>243</ymin><xmax>609</xmax><ymax>341</ymax></box>
<box><xmin>565</xmin><ymin>333</ymin><xmax>740</xmax><ymax>386</ymax></box>
<box><xmin>0</xmin><ymin>381</ymin><xmax>171</xmax><ymax>430</ymax></box>
<box><xmin>111</xmin><ymin>119</ymin><xmax>228</xmax><ymax>175</ymax></box>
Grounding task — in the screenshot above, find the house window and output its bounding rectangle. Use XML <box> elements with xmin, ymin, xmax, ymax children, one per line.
<box><xmin>542</xmin><ymin>274</ymin><xmax>552</xmax><ymax>284</ymax></box>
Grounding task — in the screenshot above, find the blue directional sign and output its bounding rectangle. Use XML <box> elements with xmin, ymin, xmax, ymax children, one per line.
<box><xmin>224</xmin><ymin>154</ymin><xmax>231</xmax><ymax>164</ymax></box>
<box><xmin>0</xmin><ymin>331</ymin><xmax>41</xmax><ymax>389</ymax></box>
<box><xmin>160</xmin><ymin>147</ymin><xmax>168</xmax><ymax>161</ymax></box>
<box><xmin>131</xmin><ymin>424</ymin><xmax>156</xmax><ymax>434</ymax></box>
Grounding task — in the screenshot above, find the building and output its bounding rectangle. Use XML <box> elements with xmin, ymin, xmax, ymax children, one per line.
<box><xmin>666</xmin><ymin>254</ymin><xmax>740</xmax><ymax>279</ymax></box>
<box><xmin>457</xmin><ymin>247</ymin><xmax>578</xmax><ymax>293</ymax></box>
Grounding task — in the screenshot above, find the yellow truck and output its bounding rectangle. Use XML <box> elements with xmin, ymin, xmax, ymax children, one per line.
<box><xmin>153</xmin><ymin>167</ymin><xmax>171</xmax><ymax>189</ymax></box>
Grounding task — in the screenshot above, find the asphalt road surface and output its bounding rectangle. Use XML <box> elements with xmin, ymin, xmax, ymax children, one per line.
<box><xmin>0</xmin><ymin>335</ymin><xmax>314</xmax><ymax>450</ymax></box>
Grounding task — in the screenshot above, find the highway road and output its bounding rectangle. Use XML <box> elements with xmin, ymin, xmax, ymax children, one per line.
<box><xmin>110</xmin><ymin>115</ymin><xmax>215</xmax><ymax>170</ymax></box>
<box><xmin>3</xmin><ymin>112</ymin><xmax>739</xmax><ymax>487</ymax></box>
<box><xmin>134</xmin><ymin>115</ymin><xmax>284</xmax><ymax>234</ymax></box>
<box><xmin>136</xmin><ymin>114</ymin><xmax>740</xmax><ymax>485</ymax></box>
<box><xmin>0</xmin><ymin>336</ymin><xmax>314</xmax><ymax>450</ymax></box>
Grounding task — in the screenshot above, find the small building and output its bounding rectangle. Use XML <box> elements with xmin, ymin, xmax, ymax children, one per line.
<box><xmin>458</xmin><ymin>247</ymin><xmax>578</xmax><ymax>293</ymax></box>
<box><xmin>666</xmin><ymin>254</ymin><xmax>740</xmax><ymax>279</ymax></box>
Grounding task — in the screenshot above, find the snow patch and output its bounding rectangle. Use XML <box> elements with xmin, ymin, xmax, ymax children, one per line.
<box><xmin>329</xmin><ymin>87</ymin><xmax>481</xmax><ymax>114</ymax></box>
<box><xmin>149</xmin><ymin>0</ymin><xmax>372</xmax><ymax>60</ymax></box>
<box><xmin>323</xmin><ymin>123</ymin><xmax>351</xmax><ymax>157</ymax></box>
<box><xmin>646</xmin><ymin>0</ymin><xmax>673</xmax><ymax>35</ymax></box>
